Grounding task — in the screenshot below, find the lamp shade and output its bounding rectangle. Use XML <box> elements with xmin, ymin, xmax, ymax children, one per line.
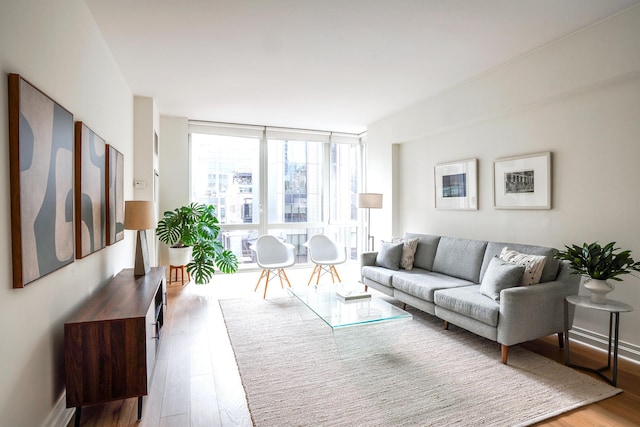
<box><xmin>357</xmin><ymin>193</ymin><xmax>383</xmax><ymax>209</ymax></box>
<box><xmin>124</xmin><ymin>201</ymin><xmax>157</xmax><ymax>230</ymax></box>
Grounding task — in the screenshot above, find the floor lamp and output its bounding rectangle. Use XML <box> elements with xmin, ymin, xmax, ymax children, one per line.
<box><xmin>124</xmin><ymin>201</ymin><xmax>157</xmax><ymax>276</ymax></box>
<box><xmin>357</xmin><ymin>193</ymin><xmax>383</xmax><ymax>251</ymax></box>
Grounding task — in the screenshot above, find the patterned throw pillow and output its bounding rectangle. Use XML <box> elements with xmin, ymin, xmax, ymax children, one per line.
<box><xmin>392</xmin><ymin>237</ymin><xmax>420</xmax><ymax>270</ymax></box>
<box><xmin>499</xmin><ymin>247</ymin><xmax>547</xmax><ymax>285</ymax></box>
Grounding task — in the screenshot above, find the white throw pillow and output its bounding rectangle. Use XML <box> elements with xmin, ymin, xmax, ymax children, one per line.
<box><xmin>499</xmin><ymin>247</ymin><xmax>547</xmax><ymax>285</ymax></box>
<box><xmin>392</xmin><ymin>237</ymin><xmax>420</xmax><ymax>270</ymax></box>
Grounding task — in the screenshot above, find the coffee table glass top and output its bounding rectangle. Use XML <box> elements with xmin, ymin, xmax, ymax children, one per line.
<box><xmin>289</xmin><ymin>283</ymin><xmax>412</xmax><ymax>329</ymax></box>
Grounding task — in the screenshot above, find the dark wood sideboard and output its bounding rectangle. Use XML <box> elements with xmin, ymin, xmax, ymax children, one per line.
<box><xmin>64</xmin><ymin>267</ymin><xmax>166</xmax><ymax>426</ymax></box>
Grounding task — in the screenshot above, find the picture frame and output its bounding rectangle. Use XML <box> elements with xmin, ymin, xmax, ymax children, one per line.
<box><xmin>106</xmin><ymin>144</ymin><xmax>125</xmax><ymax>245</ymax></box>
<box><xmin>75</xmin><ymin>122</ymin><xmax>107</xmax><ymax>258</ymax></box>
<box><xmin>434</xmin><ymin>158</ymin><xmax>478</xmax><ymax>210</ymax></box>
<box><xmin>8</xmin><ymin>74</ymin><xmax>75</xmax><ymax>288</ymax></box>
<box><xmin>493</xmin><ymin>152</ymin><xmax>551</xmax><ymax>209</ymax></box>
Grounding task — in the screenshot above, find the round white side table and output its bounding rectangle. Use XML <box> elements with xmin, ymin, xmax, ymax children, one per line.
<box><xmin>563</xmin><ymin>295</ymin><xmax>633</xmax><ymax>386</ymax></box>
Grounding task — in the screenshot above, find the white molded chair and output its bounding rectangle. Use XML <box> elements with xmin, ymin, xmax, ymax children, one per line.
<box><xmin>304</xmin><ymin>234</ymin><xmax>347</xmax><ymax>285</ymax></box>
<box><xmin>251</xmin><ymin>235</ymin><xmax>296</xmax><ymax>298</ymax></box>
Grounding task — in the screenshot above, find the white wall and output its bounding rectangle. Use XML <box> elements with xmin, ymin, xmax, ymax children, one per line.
<box><xmin>157</xmin><ymin>116</ymin><xmax>190</xmax><ymax>267</ymax></box>
<box><xmin>367</xmin><ymin>5</ymin><xmax>640</xmax><ymax>360</ymax></box>
<box><xmin>0</xmin><ymin>1</ymin><xmax>134</xmax><ymax>425</ymax></box>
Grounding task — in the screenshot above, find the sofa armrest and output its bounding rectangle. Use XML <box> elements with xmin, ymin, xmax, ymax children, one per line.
<box><xmin>497</xmin><ymin>262</ymin><xmax>581</xmax><ymax>346</ymax></box>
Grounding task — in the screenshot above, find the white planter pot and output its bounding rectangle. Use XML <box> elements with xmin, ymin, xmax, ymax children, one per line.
<box><xmin>168</xmin><ymin>246</ymin><xmax>193</xmax><ymax>267</ymax></box>
<box><xmin>584</xmin><ymin>278</ymin><xmax>614</xmax><ymax>304</ymax></box>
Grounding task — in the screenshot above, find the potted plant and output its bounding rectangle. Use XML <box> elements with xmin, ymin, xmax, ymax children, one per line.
<box><xmin>554</xmin><ymin>241</ymin><xmax>640</xmax><ymax>303</ymax></box>
<box><xmin>156</xmin><ymin>202</ymin><xmax>238</xmax><ymax>284</ymax></box>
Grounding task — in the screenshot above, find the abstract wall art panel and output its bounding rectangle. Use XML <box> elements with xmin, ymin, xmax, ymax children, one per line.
<box><xmin>8</xmin><ymin>74</ymin><xmax>75</xmax><ymax>288</ymax></box>
<box><xmin>106</xmin><ymin>144</ymin><xmax>124</xmax><ymax>245</ymax></box>
<box><xmin>75</xmin><ymin>122</ymin><xmax>106</xmax><ymax>258</ymax></box>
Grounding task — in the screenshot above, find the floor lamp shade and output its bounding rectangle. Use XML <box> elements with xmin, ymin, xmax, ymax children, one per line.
<box><xmin>124</xmin><ymin>201</ymin><xmax>157</xmax><ymax>276</ymax></box>
<box><xmin>357</xmin><ymin>193</ymin><xmax>383</xmax><ymax>209</ymax></box>
<box><xmin>357</xmin><ymin>193</ymin><xmax>383</xmax><ymax>251</ymax></box>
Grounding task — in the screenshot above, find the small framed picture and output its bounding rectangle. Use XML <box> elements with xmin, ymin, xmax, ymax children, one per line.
<box><xmin>493</xmin><ymin>152</ymin><xmax>551</xmax><ymax>209</ymax></box>
<box><xmin>434</xmin><ymin>158</ymin><xmax>478</xmax><ymax>210</ymax></box>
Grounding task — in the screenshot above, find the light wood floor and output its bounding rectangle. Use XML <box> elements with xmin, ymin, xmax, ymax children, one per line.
<box><xmin>70</xmin><ymin>264</ymin><xmax>640</xmax><ymax>427</ymax></box>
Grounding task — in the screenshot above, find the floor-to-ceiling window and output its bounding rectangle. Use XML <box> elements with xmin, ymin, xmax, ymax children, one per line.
<box><xmin>189</xmin><ymin>122</ymin><xmax>362</xmax><ymax>269</ymax></box>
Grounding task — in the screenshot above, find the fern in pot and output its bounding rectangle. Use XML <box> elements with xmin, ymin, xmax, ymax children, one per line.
<box><xmin>156</xmin><ymin>202</ymin><xmax>238</xmax><ymax>284</ymax></box>
<box><xmin>554</xmin><ymin>241</ymin><xmax>640</xmax><ymax>303</ymax></box>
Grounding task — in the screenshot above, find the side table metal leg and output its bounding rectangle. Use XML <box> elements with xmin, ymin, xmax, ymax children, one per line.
<box><xmin>563</xmin><ymin>299</ymin><xmax>570</xmax><ymax>365</ymax></box>
<box><xmin>612</xmin><ymin>312</ymin><xmax>620</xmax><ymax>387</ymax></box>
<box><xmin>138</xmin><ymin>396</ymin><xmax>143</xmax><ymax>420</ymax></box>
<box><xmin>74</xmin><ymin>406</ymin><xmax>81</xmax><ymax>427</ymax></box>
<box><xmin>607</xmin><ymin>312</ymin><xmax>614</xmax><ymax>370</ymax></box>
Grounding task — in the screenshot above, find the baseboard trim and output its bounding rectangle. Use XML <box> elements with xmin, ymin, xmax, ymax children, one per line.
<box><xmin>42</xmin><ymin>392</ymin><xmax>75</xmax><ymax>427</ymax></box>
<box><xmin>570</xmin><ymin>326</ymin><xmax>640</xmax><ymax>364</ymax></box>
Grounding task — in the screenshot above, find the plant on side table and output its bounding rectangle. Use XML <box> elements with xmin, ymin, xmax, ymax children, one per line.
<box><xmin>156</xmin><ymin>202</ymin><xmax>238</xmax><ymax>284</ymax></box>
<box><xmin>554</xmin><ymin>241</ymin><xmax>640</xmax><ymax>303</ymax></box>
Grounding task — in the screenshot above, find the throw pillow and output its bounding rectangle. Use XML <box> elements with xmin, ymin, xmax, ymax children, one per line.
<box><xmin>392</xmin><ymin>236</ymin><xmax>420</xmax><ymax>270</ymax></box>
<box><xmin>499</xmin><ymin>247</ymin><xmax>548</xmax><ymax>285</ymax></box>
<box><xmin>480</xmin><ymin>256</ymin><xmax>525</xmax><ymax>301</ymax></box>
<box><xmin>375</xmin><ymin>241</ymin><xmax>404</xmax><ymax>271</ymax></box>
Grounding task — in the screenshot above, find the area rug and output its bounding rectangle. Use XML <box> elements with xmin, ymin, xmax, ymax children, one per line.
<box><xmin>220</xmin><ymin>296</ymin><xmax>621</xmax><ymax>426</ymax></box>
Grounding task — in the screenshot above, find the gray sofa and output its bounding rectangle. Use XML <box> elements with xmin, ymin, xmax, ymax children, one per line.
<box><xmin>360</xmin><ymin>233</ymin><xmax>581</xmax><ymax>363</ymax></box>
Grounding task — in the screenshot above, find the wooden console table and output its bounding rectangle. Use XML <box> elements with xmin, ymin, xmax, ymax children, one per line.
<box><xmin>64</xmin><ymin>267</ymin><xmax>166</xmax><ymax>426</ymax></box>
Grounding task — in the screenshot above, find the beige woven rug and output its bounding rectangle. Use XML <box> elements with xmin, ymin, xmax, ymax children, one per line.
<box><xmin>220</xmin><ymin>296</ymin><xmax>621</xmax><ymax>426</ymax></box>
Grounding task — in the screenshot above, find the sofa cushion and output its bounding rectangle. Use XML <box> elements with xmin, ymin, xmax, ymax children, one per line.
<box><xmin>392</xmin><ymin>270</ymin><xmax>475</xmax><ymax>302</ymax></box>
<box><xmin>375</xmin><ymin>241</ymin><xmax>403</xmax><ymax>270</ymax></box>
<box><xmin>432</xmin><ymin>236</ymin><xmax>488</xmax><ymax>283</ymax></box>
<box><xmin>434</xmin><ymin>285</ymin><xmax>500</xmax><ymax>327</ymax></box>
<box><xmin>499</xmin><ymin>247</ymin><xmax>547</xmax><ymax>286</ymax></box>
<box><xmin>361</xmin><ymin>266</ymin><xmax>395</xmax><ymax>287</ymax></box>
<box><xmin>480</xmin><ymin>241</ymin><xmax>560</xmax><ymax>283</ymax></box>
<box><xmin>392</xmin><ymin>236</ymin><xmax>420</xmax><ymax>270</ymax></box>
<box><xmin>404</xmin><ymin>233</ymin><xmax>441</xmax><ymax>271</ymax></box>
<box><xmin>479</xmin><ymin>256</ymin><xmax>525</xmax><ymax>301</ymax></box>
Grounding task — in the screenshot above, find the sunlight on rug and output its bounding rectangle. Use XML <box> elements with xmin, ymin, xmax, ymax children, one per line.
<box><xmin>220</xmin><ymin>296</ymin><xmax>621</xmax><ymax>427</ymax></box>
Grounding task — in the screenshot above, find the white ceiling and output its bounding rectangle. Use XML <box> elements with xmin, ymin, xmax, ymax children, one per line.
<box><xmin>85</xmin><ymin>0</ymin><xmax>640</xmax><ymax>134</ymax></box>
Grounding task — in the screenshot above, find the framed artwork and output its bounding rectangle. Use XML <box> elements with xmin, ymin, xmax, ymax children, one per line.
<box><xmin>493</xmin><ymin>152</ymin><xmax>551</xmax><ymax>209</ymax></box>
<box><xmin>434</xmin><ymin>158</ymin><xmax>478</xmax><ymax>210</ymax></box>
<box><xmin>106</xmin><ymin>145</ymin><xmax>124</xmax><ymax>245</ymax></box>
<box><xmin>75</xmin><ymin>122</ymin><xmax>107</xmax><ymax>258</ymax></box>
<box><xmin>8</xmin><ymin>74</ymin><xmax>75</xmax><ymax>288</ymax></box>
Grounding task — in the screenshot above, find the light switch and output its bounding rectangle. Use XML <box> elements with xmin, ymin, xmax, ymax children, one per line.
<box><xmin>135</xmin><ymin>180</ymin><xmax>146</xmax><ymax>189</ymax></box>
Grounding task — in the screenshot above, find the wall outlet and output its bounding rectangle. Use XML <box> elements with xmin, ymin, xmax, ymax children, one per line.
<box><xmin>134</xmin><ymin>180</ymin><xmax>146</xmax><ymax>189</ymax></box>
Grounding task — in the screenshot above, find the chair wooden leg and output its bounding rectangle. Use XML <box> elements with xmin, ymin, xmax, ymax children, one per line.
<box><xmin>315</xmin><ymin>265</ymin><xmax>322</xmax><ymax>285</ymax></box>
<box><xmin>331</xmin><ymin>265</ymin><xmax>342</xmax><ymax>283</ymax></box>
<box><xmin>281</xmin><ymin>269</ymin><xmax>292</xmax><ymax>287</ymax></box>
<box><xmin>254</xmin><ymin>269</ymin><xmax>266</xmax><ymax>292</ymax></box>
<box><xmin>276</xmin><ymin>268</ymin><xmax>284</xmax><ymax>289</ymax></box>
<box><xmin>307</xmin><ymin>265</ymin><xmax>318</xmax><ymax>286</ymax></box>
<box><xmin>501</xmin><ymin>345</ymin><xmax>509</xmax><ymax>364</ymax></box>
<box><xmin>263</xmin><ymin>270</ymin><xmax>271</xmax><ymax>299</ymax></box>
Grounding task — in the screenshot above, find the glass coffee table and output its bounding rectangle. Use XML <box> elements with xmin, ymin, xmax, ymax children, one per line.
<box><xmin>288</xmin><ymin>283</ymin><xmax>412</xmax><ymax>329</ymax></box>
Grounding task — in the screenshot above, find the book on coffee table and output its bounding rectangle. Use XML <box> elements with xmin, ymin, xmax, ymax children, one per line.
<box><xmin>336</xmin><ymin>289</ymin><xmax>371</xmax><ymax>301</ymax></box>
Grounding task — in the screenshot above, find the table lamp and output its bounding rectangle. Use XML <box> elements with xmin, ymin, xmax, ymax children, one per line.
<box><xmin>357</xmin><ymin>193</ymin><xmax>383</xmax><ymax>251</ymax></box>
<box><xmin>124</xmin><ymin>200</ymin><xmax>157</xmax><ymax>276</ymax></box>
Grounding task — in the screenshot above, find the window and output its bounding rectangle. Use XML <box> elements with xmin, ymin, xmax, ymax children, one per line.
<box><xmin>190</xmin><ymin>123</ymin><xmax>363</xmax><ymax>268</ymax></box>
